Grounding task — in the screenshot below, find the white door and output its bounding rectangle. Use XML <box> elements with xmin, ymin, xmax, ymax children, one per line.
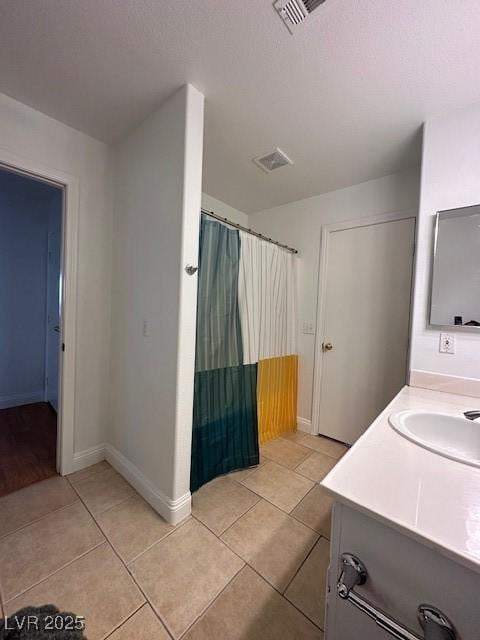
<box><xmin>317</xmin><ymin>217</ymin><xmax>415</xmax><ymax>444</ymax></box>
<box><xmin>46</xmin><ymin>229</ymin><xmax>61</xmax><ymax>412</ymax></box>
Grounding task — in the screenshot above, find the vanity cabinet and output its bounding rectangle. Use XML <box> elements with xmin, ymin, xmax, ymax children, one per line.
<box><xmin>325</xmin><ymin>503</ymin><xmax>480</xmax><ymax>640</ymax></box>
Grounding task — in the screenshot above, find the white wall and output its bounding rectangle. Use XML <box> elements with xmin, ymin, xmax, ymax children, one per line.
<box><xmin>201</xmin><ymin>193</ymin><xmax>248</xmax><ymax>226</ymax></box>
<box><xmin>410</xmin><ymin>104</ymin><xmax>480</xmax><ymax>381</ymax></box>
<box><xmin>0</xmin><ymin>93</ymin><xmax>113</xmax><ymax>456</ymax></box>
<box><xmin>249</xmin><ymin>169</ymin><xmax>420</xmax><ymax>424</ymax></box>
<box><xmin>0</xmin><ymin>170</ymin><xmax>61</xmax><ymax>407</ymax></box>
<box><xmin>109</xmin><ymin>85</ymin><xmax>204</xmax><ymax>524</ymax></box>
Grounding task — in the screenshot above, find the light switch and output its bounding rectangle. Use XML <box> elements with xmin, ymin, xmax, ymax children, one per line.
<box><xmin>143</xmin><ymin>319</ymin><xmax>150</xmax><ymax>337</ymax></box>
<box><xmin>303</xmin><ymin>321</ymin><xmax>315</xmax><ymax>335</ymax></box>
<box><xmin>439</xmin><ymin>333</ymin><xmax>455</xmax><ymax>354</ymax></box>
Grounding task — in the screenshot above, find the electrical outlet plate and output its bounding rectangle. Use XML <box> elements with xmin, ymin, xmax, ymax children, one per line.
<box><xmin>439</xmin><ymin>333</ymin><xmax>455</xmax><ymax>354</ymax></box>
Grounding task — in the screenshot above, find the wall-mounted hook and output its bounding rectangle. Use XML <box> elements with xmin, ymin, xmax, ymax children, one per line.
<box><xmin>185</xmin><ymin>264</ymin><xmax>198</xmax><ymax>275</ymax></box>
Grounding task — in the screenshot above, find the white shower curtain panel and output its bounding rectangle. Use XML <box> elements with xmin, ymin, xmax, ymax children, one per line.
<box><xmin>238</xmin><ymin>232</ymin><xmax>297</xmax><ymax>365</ymax></box>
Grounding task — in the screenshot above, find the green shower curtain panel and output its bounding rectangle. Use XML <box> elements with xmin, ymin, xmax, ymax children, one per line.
<box><xmin>191</xmin><ymin>364</ymin><xmax>258</xmax><ymax>491</ymax></box>
<box><xmin>191</xmin><ymin>217</ymin><xmax>259</xmax><ymax>492</ymax></box>
<box><xmin>195</xmin><ymin>216</ymin><xmax>243</xmax><ymax>371</ymax></box>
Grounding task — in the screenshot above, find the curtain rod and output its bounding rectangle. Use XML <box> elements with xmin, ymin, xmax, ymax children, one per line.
<box><xmin>201</xmin><ymin>208</ymin><xmax>298</xmax><ymax>254</ymax></box>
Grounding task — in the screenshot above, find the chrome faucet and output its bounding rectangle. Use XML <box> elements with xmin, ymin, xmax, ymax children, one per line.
<box><xmin>464</xmin><ymin>410</ymin><xmax>480</xmax><ymax>421</ymax></box>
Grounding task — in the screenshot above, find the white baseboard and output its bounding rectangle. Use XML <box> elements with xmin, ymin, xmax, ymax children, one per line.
<box><xmin>0</xmin><ymin>390</ymin><xmax>45</xmax><ymax>409</ymax></box>
<box><xmin>105</xmin><ymin>443</ymin><xmax>191</xmax><ymax>526</ymax></box>
<box><xmin>297</xmin><ymin>417</ymin><xmax>313</xmax><ymax>434</ymax></box>
<box><xmin>72</xmin><ymin>443</ymin><xmax>106</xmax><ymax>473</ymax></box>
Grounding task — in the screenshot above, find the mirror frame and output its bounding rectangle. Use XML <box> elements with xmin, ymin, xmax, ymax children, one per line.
<box><xmin>429</xmin><ymin>203</ymin><xmax>480</xmax><ymax>330</ymax></box>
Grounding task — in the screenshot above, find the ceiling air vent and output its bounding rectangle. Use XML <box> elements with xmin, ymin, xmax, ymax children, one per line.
<box><xmin>253</xmin><ymin>148</ymin><xmax>293</xmax><ymax>174</ymax></box>
<box><xmin>274</xmin><ymin>0</ymin><xmax>326</xmax><ymax>33</ymax></box>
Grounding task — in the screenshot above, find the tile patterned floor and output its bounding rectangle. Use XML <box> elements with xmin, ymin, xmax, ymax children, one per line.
<box><xmin>0</xmin><ymin>432</ymin><xmax>347</xmax><ymax>639</ymax></box>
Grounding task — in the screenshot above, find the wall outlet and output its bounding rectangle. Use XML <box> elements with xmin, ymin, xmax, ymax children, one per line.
<box><xmin>439</xmin><ymin>333</ymin><xmax>455</xmax><ymax>354</ymax></box>
<box><xmin>303</xmin><ymin>321</ymin><xmax>315</xmax><ymax>335</ymax></box>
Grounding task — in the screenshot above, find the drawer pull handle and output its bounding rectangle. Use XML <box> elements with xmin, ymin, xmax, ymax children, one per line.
<box><xmin>337</xmin><ymin>552</ymin><xmax>367</xmax><ymax>598</ymax></box>
<box><xmin>418</xmin><ymin>605</ymin><xmax>455</xmax><ymax>640</ymax></box>
<box><xmin>337</xmin><ymin>553</ymin><xmax>456</xmax><ymax>640</ymax></box>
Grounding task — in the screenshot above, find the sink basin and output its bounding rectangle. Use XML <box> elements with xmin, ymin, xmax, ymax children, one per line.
<box><xmin>389</xmin><ymin>410</ymin><xmax>480</xmax><ymax>468</ymax></box>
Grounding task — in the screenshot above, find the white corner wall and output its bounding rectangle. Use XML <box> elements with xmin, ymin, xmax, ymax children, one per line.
<box><xmin>249</xmin><ymin>169</ymin><xmax>420</xmax><ymax>426</ymax></box>
<box><xmin>201</xmin><ymin>193</ymin><xmax>248</xmax><ymax>226</ymax></box>
<box><xmin>109</xmin><ymin>84</ymin><xmax>204</xmax><ymax>524</ymax></box>
<box><xmin>410</xmin><ymin>104</ymin><xmax>480</xmax><ymax>383</ymax></box>
<box><xmin>0</xmin><ymin>92</ymin><xmax>114</xmax><ymax>462</ymax></box>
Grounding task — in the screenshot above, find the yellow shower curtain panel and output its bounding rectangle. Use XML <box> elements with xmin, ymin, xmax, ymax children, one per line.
<box><xmin>257</xmin><ymin>354</ymin><xmax>298</xmax><ymax>444</ymax></box>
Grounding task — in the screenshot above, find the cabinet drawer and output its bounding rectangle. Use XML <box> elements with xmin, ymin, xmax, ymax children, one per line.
<box><xmin>326</xmin><ymin>503</ymin><xmax>480</xmax><ymax>640</ymax></box>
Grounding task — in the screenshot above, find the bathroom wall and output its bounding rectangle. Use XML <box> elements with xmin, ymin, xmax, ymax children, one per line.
<box><xmin>109</xmin><ymin>85</ymin><xmax>204</xmax><ymax>523</ymax></box>
<box><xmin>249</xmin><ymin>169</ymin><xmax>420</xmax><ymax>427</ymax></box>
<box><xmin>0</xmin><ymin>91</ymin><xmax>114</xmax><ymax>460</ymax></box>
<box><xmin>410</xmin><ymin>103</ymin><xmax>480</xmax><ymax>389</ymax></box>
<box><xmin>201</xmin><ymin>193</ymin><xmax>248</xmax><ymax>226</ymax></box>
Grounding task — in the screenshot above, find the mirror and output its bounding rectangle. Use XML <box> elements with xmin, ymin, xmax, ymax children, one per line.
<box><xmin>430</xmin><ymin>204</ymin><xmax>480</xmax><ymax>328</ymax></box>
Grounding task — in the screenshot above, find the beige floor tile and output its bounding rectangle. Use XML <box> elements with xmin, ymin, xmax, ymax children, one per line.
<box><xmin>6</xmin><ymin>544</ymin><xmax>144</xmax><ymax>640</ymax></box>
<box><xmin>280</xmin><ymin>431</ymin><xmax>309</xmax><ymax>444</ymax></box>
<box><xmin>228</xmin><ymin>455</ymin><xmax>265</xmax><ymax>482</ymax></box>
<box><xmin>96</xmin><ymin>495</ymin><xmax>173</xmax><ymax>564</ymax></box>
<box><xmin>295</xmin><ymin>452</ymin><xmax>338</xmax><ymax>482</ymax></box>
<box><xmin>192</xmin><ymin>476</ymin><xmax>260</xmax><ymax>535</ymax></box>
<box><xmin>0</xmin><ymin>476</ymin><xmax>77</xmax><ymax>539</ymax></box>
<box><xmin>285</xmin><ymin>538</ymin><xmax>330</xmax><ymax>628</ymax></box>
<box><xmin>228</xmin><ymin>466</ymin><xmax>257</xmax><ymax>482</ymax></box>
<box><xmin>130</xmin><ymin>518</ymin><xmax>243</xmax><ymax>638</ymax></box>
<box><xmin>241</xmin><ymin>461</ymin><xmax>314</xmax><ymax>513</ymax></box>
<box><xmin>107</xmin><ymin>604</ymin><xmax>170</xmax><ymax>640</ymax></box>
<box><xmin>68</xmin><ymin>461</ymin><xmax>111</xmax><ymax>485</ymax></box>
<box><xmin>297</xmin><ymin>435</ymin><xmax>348</xmax><ymax>459</ymax></box>
<box><xmin>222</xmin><ymin>500</ymin><xmax>318</xmax><ymax>592</ymax></box>
<box><xmin>73</xmin><ymin>468</ymin><xmax>136</xmax><ymax>515</ymax></box>
<box><xmin>291</xmin><ymin>485</ymin><xmax>333</xmax><ymax>538</ymax></box>
<box><xmin>0</xmin><ymin>501</ymin><xmax>104</xmax><ymax>601</ymax></box>
<box><xmin>261</xmin><ymin>438</ymin><xmax>311</xmax><ymax>469</ymax></box>
<box><xmin>184</xmin><ymin>566</ymin><xmax>323</xmax><ymax>640</ymax></box>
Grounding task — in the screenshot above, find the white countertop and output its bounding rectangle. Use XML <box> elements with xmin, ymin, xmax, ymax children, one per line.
<box><xmin>321</xmin><ymin>385</ymin><xmax>480</xmax><ymax>574</ymax></box>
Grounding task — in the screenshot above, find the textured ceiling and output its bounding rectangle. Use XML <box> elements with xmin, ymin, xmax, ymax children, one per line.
<box><xmin>0</xmin><ymin>1</ymin><xmax>479</xmax><ymax>212</ymax></box>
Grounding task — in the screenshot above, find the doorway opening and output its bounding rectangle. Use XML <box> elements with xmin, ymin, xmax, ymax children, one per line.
<box><xmin>312</xmin><ymin>211</ymin><xmax>416</xmax><ymax>445</ymax></box>
<box><xmin>0</xmin><ymin>165</ymin><xmax>64</xmax><ymax>496</ymax></box>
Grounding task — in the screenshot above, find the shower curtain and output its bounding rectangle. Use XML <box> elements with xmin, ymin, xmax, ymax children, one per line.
<box><xmin>238</xmin><ymin>232</ymin><xmax>297</xmax><ymax>443</ymax></box>
<box><xmin>190</xmin><ymin>215</ymin><xmax>297</xmax><ymax>491</ymax></box>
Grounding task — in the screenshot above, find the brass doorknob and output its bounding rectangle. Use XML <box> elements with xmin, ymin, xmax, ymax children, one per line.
<box><xmin>323</xmin><ymin>342</ymin><xmax>333</xmax><ymax>351</ymax></box>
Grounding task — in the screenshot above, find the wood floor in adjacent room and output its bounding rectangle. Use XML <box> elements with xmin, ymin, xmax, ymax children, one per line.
<box><xmin>0</xmin><ymin>402</ymin><xmax>57</xmax><ymax>497</ymax></box>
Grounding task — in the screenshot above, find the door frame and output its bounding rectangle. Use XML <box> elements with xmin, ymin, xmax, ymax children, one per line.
<box><xmin>45</xmin><ymin>227</ymin><xmax>61</xmax><ymax>410</ymax></box>
<box><xmin>311</xmin><ymin>209</ymin><xmax>416</xmax><ymax>437</ymax></box>
<box><xmin>0</xmin><ymin>150</ymin><xmax>79</xmax><ymax>475</ymax></box>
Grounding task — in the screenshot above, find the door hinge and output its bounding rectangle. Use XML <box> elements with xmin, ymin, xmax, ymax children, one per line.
<box><xmin>62</xmin><ymin>343</ymin><xmax>65</xmax><ymax>352</ymax></box>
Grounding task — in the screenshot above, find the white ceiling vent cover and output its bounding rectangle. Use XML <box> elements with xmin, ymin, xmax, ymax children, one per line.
<box><xmin>274</xmin><ymin>0</ymin><xmax>326</xmax><ymax>33</ymax></box>
<box><xmin>253</xmin><ymin>148</ymin><xmax>293</xmax><ymax>173</ymax></box>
